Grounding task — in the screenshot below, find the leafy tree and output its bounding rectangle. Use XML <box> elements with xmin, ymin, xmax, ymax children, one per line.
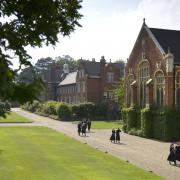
<box><xmin>55</xmin><ymin>55</ymin><xmax>78</xmax><ymax>71</ymax></box>
<box><xmin>0</xmin><ymin>0</ymin><xmax>82</xmax><ymax>115</ymax></box>
<box><xmin>113</xmin><ymin>78</ymin><xmax>125</xmax><ymax>110</ymax></box>
<box><xmin>17</xmin><ymin>67</ymin><xmax>38</xmax><ymax>84</ymax></box>
<box><xmin>35</xmin><ymin>57</ymin><xmax>55</xmax><ymax>73</ymax></box>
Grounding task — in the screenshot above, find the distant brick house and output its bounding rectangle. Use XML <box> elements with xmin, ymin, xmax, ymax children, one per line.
<box><xmin>40</xmin><ymin>63</ymin><xmax>63</xmax><ymax>101</ymax></box>
<box><xmin>125</xmin><ymin>19</ymin><xmax>180</xmax><ymax>108</ymax></box>
<box><xmin>57</xmin><ymin>57</ymin><xmax>124</xmax><ymax>106</ymax></box>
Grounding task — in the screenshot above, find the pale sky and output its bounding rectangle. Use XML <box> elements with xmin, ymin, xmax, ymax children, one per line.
<box><xmin>12</xmin><ymin>0</ymin><xmax>180</xmax><ymax>67</ymax></box>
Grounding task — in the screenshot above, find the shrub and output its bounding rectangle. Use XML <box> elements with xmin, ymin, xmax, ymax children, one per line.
<box><xmin>43</xmin><ymin>101</ymin><xmax>59</xmax><ymax>115</ymax></box>
<box><xmin>126</xmin><ymin>106</ymin><xmax>138</xmax><ymax>132</ymax></box>
<box><xmin>0</xmin><ymin>101</ymin><xmax>11</xmax><ymax>117</ymax></box>
<box><xmin>141</xmin><ymin>108</ymin><xmax>153</xmax><ymax>138</ymax></box>
<box><xmin>128</xmin><ymin>128</ymin><xmax>143</xmax><ymax>137</ymax></box>
<box><xmin>94</xmin><ymin>103</ymin><xmax>108</xmax><ymax>120</ymax></box>
<box><xmin>121</xmin><ymin>108</ymin><xmax>127</xmax><ymax>132</ymax></box>
<box><xmin>56</xmin><ymin>103</ymin><xmax>72</xmax><ymax>120</ymax></box>
<box><xmin>72</xmin><ymin>102</ymin><xmax>100</xmax><ymax>120</ymax></box>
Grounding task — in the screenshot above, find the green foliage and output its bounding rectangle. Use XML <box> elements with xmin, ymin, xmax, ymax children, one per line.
<box><xmin>0</xmin><ymin>101</ymin><xmax>11</xmax><ymax>117</ymax></box>
<box><xmin>56</xmin><ymin>103</ymin><xmax>72</xmax><ymax>120</ymax></box>
<box><xmin>121</xmin><ymin>108</ymin><xmax>127</xmax><ymax>132</ymax></box>
<box><xmin>123</xmin><ymin>105</ymin><xmax>180</xmax><ymax>142</ymax></box>
<box><xmin>126</xmin><ymin>106</ymin><xmax>138</xmax><ymax>132</ymax></box>
<box><xmin>113</xmin><ymin>78</ymin><xmax>125</xmax><ymax>110</ymax></box>
<box><xmin>43</xmin><ymin>101</ymin><xmax>59</xmax><ymax>115</ymax></box>
<box><xmin>94</xmin><ymin>103</ymin><xmax>108</xmax><ymax>119</ymax></box>
<box><xmin>128</xmin><ymin>128</ymin><xmax>143</xmax><ymax>137</ymax></box>
<box><xmin>0</xmin><ymin>0</ymin><xmax>82</xmax><ymax>116</ymax></box>
<box><xmin>153</xmin><ymin>107</ymin><xmax>180</xmax><ymax>141</ymax></box>
<box><xmin>141</xmin><ymin>108</ymin><xmax>153</xmax><ymax>138</ymax></box>
<box><xmin>71</xmin><ymin>102</ymin><xmax>107</xmax><ymax>120</ymax></box>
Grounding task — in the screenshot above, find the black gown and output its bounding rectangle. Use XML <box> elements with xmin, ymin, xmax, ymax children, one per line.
<box><xmin>110</xmin><ymin>129</ymin><xmax>115</xmax><ymax>142</ymax></box>
<box><xmin>116</xmin><ymin>129</ymin><xmax>121</xmax><ymax>142</ymax></box>
<box><xmin>167</xmin><ymin>146</ymin><xmax>176</xmax><ymax>162</ymax></box>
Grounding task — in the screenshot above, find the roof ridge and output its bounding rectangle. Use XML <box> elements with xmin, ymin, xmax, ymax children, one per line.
<box><xmin>149</xmin><ymin>27</ymin><xmax>180</xmax><ymax>32</ymax></box>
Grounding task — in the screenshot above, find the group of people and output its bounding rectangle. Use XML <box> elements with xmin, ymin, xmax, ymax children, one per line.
<box><xmin>77</xmin><ymin>118</ymin><xmax>91</xmax><ymax>136</ymax></box>
<box><xmin>110</xmin><ymin>128</ymin><xmax>121</xmax><ymax>143</ymax></box>
<box><xmin>167</xmin><ymin>143</ymin><xmax>180</xmax><ymax>166</ymax></box>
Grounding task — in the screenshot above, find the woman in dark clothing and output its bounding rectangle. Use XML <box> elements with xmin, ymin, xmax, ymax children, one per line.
<box><xmin>116</xmin><ymin>128</ymin><xmax>121</xmax><ymax>143</ymax></box>
<box><xmin>110</xmin><ymin>128</ymin><xmax>115</xmax><ymax>143</ymax></box>
<box><xmin>77</xmin><ymin>122</ymin><xmax>82</xmax><ymax>136</ymax></box>
<box><xmin>81</xmin><ymin>122</ymin><xmax>87</xmax><ymax>136</ymax></box>
<box><xmin>175</xmin><ymin>144</ymin><xmax>180</xmax><ymax>161</ymax></box>
<box><xmin>167</xmin><ymin>144</ymin><xmax>176</xmax><ymax>165</ymax></box>
<box><xmin>87</xmin><ymin>119</ymin><xmax>91</xmax><ymax>132</ymax></box>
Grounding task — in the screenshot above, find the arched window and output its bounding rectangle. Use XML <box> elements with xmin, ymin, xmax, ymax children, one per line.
<box><xmin>176</xmin><ymin>71</ymin><xmax>180</xmax><ymax>107</ymax></box>
<box><xmin>126</xmin><ymin>75</ymin><xmax>133</xmax><ymax>107</ymax></box>
<box><xmin>138</xmin><ymin>61</ymin><xmax>150</xmax><ymax>107</ymax></box>
<box><xmin>155</xmin><ymin>71</ymin><xmax>165</xmax><ymax>107</ymax></box>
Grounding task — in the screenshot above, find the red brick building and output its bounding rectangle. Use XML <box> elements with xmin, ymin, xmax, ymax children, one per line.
<box><xmin>57</xmin><ymin>57</ymin><xmax>124</xmax><ymax>105</ymax></box>
<box><xmin>40</xmin><ymin>63</ymin><xmax>63</xmax><ymax>101</ymax></box>
<box><xmin>125</xmin><ymin>19</ymin><xmax>180</xmax><ymax>108</ymax></box>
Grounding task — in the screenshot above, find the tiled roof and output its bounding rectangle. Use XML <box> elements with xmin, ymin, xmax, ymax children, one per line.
<box><xmin>150</xmin><ymin>27</ymin><xmax>180</xmax><ymax>64</ymax></box>
<box><xmin>83</xmin><ymin>61</ymin><xmax>101</xmax><ymax>76</ymax></box>
<box><xmin>59</xmin><ymin>71</ymin><xmax>77</xmax><ymax>86</ymax></box>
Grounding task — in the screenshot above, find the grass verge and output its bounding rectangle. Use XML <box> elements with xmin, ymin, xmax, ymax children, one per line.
<box><xmin>0</xmin><ymin>112</ymin><xmax>32</xmax><ymax>123</ymax></box>
<box><xmin>0</xmin><ymin>127</ymin><xmax>163</xmax><ymax>180</ymax></box>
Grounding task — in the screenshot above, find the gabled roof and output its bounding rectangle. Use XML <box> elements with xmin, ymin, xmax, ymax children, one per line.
<box><xmin>58</xmin><ymin>71</ymin><xmax>77</xmax><ymax>86</ymax></box>
<box><xmin>149</xmin><ymin>27</ymin><xmax>180</xmax><ymax>64</ymax></box>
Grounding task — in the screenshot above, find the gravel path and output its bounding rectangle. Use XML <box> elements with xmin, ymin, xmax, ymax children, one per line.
<box><xmin>1</xmin><ymin>108</ymin><xmax>180</xmax><ymax>180</ymax></box>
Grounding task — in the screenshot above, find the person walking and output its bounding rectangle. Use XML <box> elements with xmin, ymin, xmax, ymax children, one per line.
<box><xmin>77</xmin><ymin>121</ymin><xmax>82</xmax><ymax>136</ymax></box>
<box><xmin>110</xmin><ymin>128</ymin><xmax>115</xmax><ymax>143</ymax></box>
<box><xmin>87</xmin><ymin>118</ymin><xmax>91</xmax><ymax>132</ymax></box>
<box><xmin>115</xmin><ymin>128</ymin><xmax>121</xmax><ymax>143</ymax></box>
<box><xmin>81</xmin><ymin>122</ymin><xmax>87</xmax><ymax>136</ymax></box>
<box><xmin>167</xmin><ymin>143</ymin><xmax>176</xmax><ymax>165</ymax></box>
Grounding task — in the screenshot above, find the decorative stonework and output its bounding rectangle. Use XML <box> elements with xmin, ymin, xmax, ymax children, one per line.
<box><xmin>165</xmin><ymin>53</ymin><xmax>174</xmax><ymax>73</ymax></box>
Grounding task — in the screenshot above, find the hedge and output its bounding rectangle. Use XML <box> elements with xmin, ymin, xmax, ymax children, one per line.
<box><xmin>56</xmin><ymin>103</ymin><xmax>72</xmax><ymax>120</ymax></box>
<box><xmin>141</xmin><ymin>108</ymin><xmax>153</xmax><ymax>138</ymax></box>
<box><xmin>22</xmin><ymin>101</ymin><xmax>114</xmax><ymax>120</ymax></box>
<box><xmin>122</xmin><ymin>105</ymin><xmax>180</xmax><ymax>142</ymax></box>
<box><xmin>126</xmin><ymin>106</ymin><xmax>138</xmax><ymax>132</ymax></box>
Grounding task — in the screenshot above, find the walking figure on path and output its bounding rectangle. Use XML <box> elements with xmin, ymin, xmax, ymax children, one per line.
<box><xmin>167</xmin><ymin>143</ymin><xmax>176</xmax><ymax>165</ymax></box>
<box><xmin>81</xmin><ymin>122</ymin><xmax>87</xmax><ymax>136</ymax></box>
<box><xmin>77</xmin><ymin>121</ymin><xmax>82</xmax><ymax>136</ymax></box>
<box><xmin>110</xmin><ymin>128</ymin><xmax>116</xmax><ymax>143</ymax></box>
<box><xmin>87</xmin><ymin>118</ymin><xmax>91</xmax><ymax>132</ymax></box>
<box><xmin>115</xmin><ymin>128</ymin><xmax>121</xmax><ymax>143</ymax></box>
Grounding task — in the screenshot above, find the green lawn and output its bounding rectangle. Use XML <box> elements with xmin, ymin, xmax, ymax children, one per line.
<box><xmin>0</xmin><ymin>112</ymin><xmax>31</xmax><ymax>123</ymax></box>
<box><xmin>0</xmin><ymin>127</ymin><xmax>163</xmax><ymax>180</ymax></box>
<box><xmin>92</xmin><ymin>120</ymin><xmax>123</xmax><ymax>129</ymax></box>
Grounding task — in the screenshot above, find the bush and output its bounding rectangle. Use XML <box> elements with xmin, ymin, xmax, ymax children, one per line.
<box><xmin>43</xmin><ymin>101</ymin><xmax>59</xmax><ymax>115</ymax></box>
<box><xmin>71</xmin><ymin>102</ymin><xmax>106</xmax><ymax>120</ymax></box>
<box><xmin>94</xmin><ymin>103</ymin><xmax>108</xmax><ymax>120</ymax></box>
<box><xmin>121</xmin><ymin>108</ymin><xmax>127</xmax><ymax>132</ymax></box>
<box><xmin>56</xmin><ymin>103</ymin><xmax>72</xmax><ymax>120</ymax></box>
<box><xmin>0</xmin><ymin>101</ymin><xmax>11</xmax><ymax>117</ymax></box>
<box><xmin>141</xmin><ymin>108</ymin><xmax>153</xmax><ymax>138</ymax></box>
<box><xmin>126</xmin><ymin>106</ymin><xmax>138</xmax><ymax>132</ymax></box>
<box><xmin>128</xmin><ymin>128</ymin><xmax>143</xmax><ymax>137</ymax></box>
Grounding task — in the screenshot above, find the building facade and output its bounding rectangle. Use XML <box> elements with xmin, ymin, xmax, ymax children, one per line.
<box><xmin>39</xmin><ymin>63</ymin><xmax>63</xmax><ymax>101</ymax></box>
<box><xmin>57</xmin><ymin>57</ymin><xmax>124</xmax><ymax>105</ymax></box>
<box><xmin>125</xmin><ymin>20</ymin><xmax>180</xmax><ymax>108</ymax></box>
